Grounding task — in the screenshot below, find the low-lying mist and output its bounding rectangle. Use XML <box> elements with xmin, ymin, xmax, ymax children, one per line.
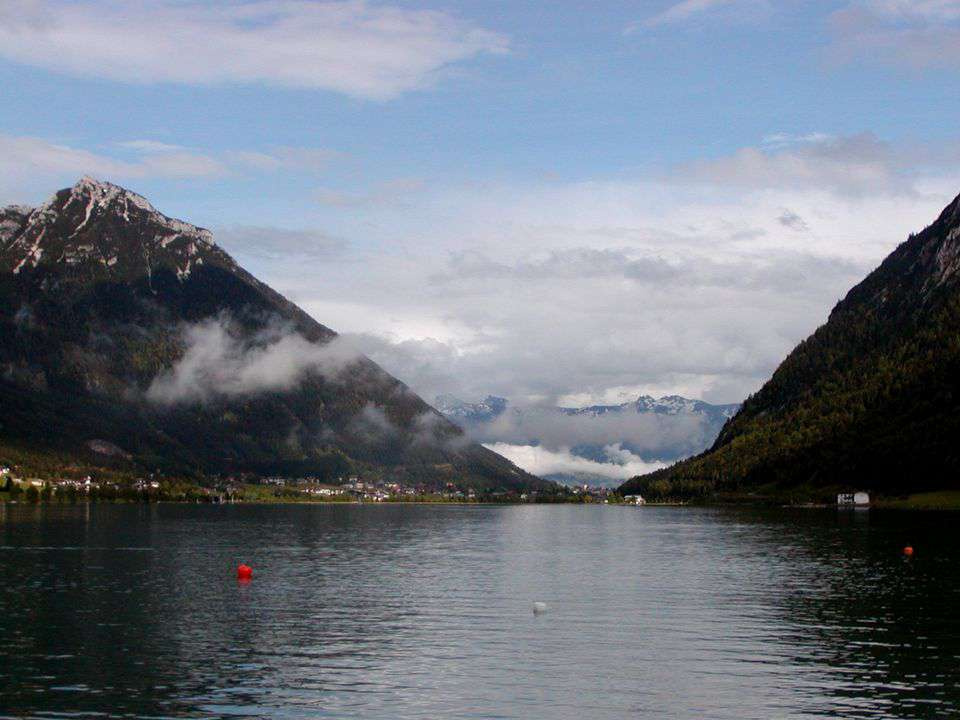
<box><xmin>484</xmin><ymin>442</ymin><xmax>667</xmax><ymax>482</ymax></box>
<box><xmin>147</xmin><ymin>315</ymin><xmax>361</xmax><ymax>404</ymax></box>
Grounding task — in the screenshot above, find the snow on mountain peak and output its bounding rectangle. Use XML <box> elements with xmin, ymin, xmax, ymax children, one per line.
<box><xmin>64</xmin><ymin>177</ymin><xmax>213</xmax><ymax>244</ymax></box>
<box><xmin>73</xmin><ymin>176</ymin><xmax>152</xmax><ymax>215</ymax></box>
<box><xmin>435</xmin><ymin>394</ymin><xmax>507</xmax><ymax>420</ymax></box>
<box><xmin>3</xmin><ymin>177</ymin><xmax>221</xmax><ymax>278</ymax></box>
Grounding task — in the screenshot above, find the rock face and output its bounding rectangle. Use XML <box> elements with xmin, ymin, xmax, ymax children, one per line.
<box><xmin>0</xmin><ymin>178</ymin><xmax>549</xmax><ymax>491</ymax></box>
<box><xmin>620</xmin><ymin>191</ymin><xmax>960</xmax><ymax>501</ymax></box>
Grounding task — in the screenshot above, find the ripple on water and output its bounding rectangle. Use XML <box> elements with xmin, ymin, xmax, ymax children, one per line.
<box><xmin>1</xmin><ymin>503</ymin><xmax>959</xmax><ymax>719</ymax></box>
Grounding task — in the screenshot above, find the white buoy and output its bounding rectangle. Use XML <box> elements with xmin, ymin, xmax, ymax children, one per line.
<box><xmin>532</xmin><ymin>601</ymin><xmax>548</xmax><ymax>615</ymax></box>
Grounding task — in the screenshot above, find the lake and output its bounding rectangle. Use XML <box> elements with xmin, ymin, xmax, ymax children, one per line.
<box><xmin>1</xmin><ymin>503</ymin><xmax>958</xmax><ymax>719</ymax></box>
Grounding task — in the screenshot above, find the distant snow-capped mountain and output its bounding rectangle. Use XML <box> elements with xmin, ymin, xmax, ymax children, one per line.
<box><xmin>437</xmin><ymin>393</ymin><xmax>738</xmax><ymax>426</ymax></box>
<box><xmin>436</xmin><ymin>393</ymin><xmax>740</xmax><ymax>487</ymax></box>
<box><xmin>434</xmin><ymin>394</ymin><xmax>508</xmax><ymax>422</ymax></box>
<box><xmin>561</xmin><ymin>395</ymin><xmax>738</xmax><ymax>423</ymax></box>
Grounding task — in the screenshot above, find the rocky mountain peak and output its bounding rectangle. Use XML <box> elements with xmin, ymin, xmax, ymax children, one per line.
<box><xmin>56</xmin><ymin>177</ymin><xmax>164</xmax><ymax>229</ymax></box>
<box><xmin>935</xmin><ymin>189</ymin><xmax>960</xmax><ymax>229</ymax></box>
<box><xmin>830</xmin><ymin>190</ymin><xmax>960</xmax><ymax>318</ymax></box>
<box><xmin>69</xmin><ymin>175</ymin><xmax>155</xmax><ymax>209</ymax></box>
<box><xmin>46</xmin><ymin>175</ymin><xmax>214</xmax><ymax>245</ymax></box>
<box><xmin>1</xmin><ymin>177</ymin><xmax>224</xmax><ymax>280</ymax></box>
<box><xmin>931</xmin><ymin>195</ymin><xmax>960</xmax><ymax>289</ymax></box>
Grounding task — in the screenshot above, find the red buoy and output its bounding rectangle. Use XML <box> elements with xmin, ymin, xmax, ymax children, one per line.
<box><xmin>237</xmin><ymin>563</ymin><xmax>253</xmax><ymax>580</ymax></box>
<box><xmin>903</xmin><ymin>546</ymin><xmax>914</xmax><ymax>557</ymax></box>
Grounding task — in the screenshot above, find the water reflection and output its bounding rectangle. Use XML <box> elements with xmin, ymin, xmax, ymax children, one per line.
<box><xmin>1</xmin><ymin>503</ymin><xmax>958</xmax><ymax>719</ymax></box>
<box><xmin>723</xmin><ymin>507</ymin><xmax>960</xmax><ymax>719</ymax></box>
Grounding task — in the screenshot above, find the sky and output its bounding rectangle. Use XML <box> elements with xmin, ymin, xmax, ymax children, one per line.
<box><xmin>3</xmin><ymin>0</ymin><xmax>960</xmax><ymax>423</ymax></box>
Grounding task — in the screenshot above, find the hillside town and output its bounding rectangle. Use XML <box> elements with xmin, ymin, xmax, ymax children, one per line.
<box><xmin>0</xmin><ymin>465</ymin><xmax>628</xmax><ymax>504</ymax></box>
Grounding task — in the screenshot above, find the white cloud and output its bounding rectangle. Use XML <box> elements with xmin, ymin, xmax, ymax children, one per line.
<box><xmin>632</xmin><ymin>0</ymin><xmax>769</xmax><ymax>30</ymax></box>
<box><xmin>315</xmin><ymin>177</ymin><xmax>426</xmax><ymax>207</ymax></box>
<box><xmin>258</xmin><ymin>133</ymin><xmax>959</xmax><ymax>412</ymax></box>
<box><xmin>0</xmin><ymin>133</ymin><xmax>338</xmax><ymax>201</ymax></box>
<box><xmin>678</xmin><ymin>133</ymin><xmax>905</xmax><ymax>195</ymax></box>
<box><xmin>760</xmin><ymin>132</ymin><xmax>834</xmax><ymax>150</ymax></box>
<box><xmin>484</xmin><ymin>443</ymin><xmax>667</xmax><ymax>481</ymax></box>
<box><xmin>643</xmin><ymin>0</ymin><xmax>738</xmax><ymax>26</ymax></box>
<box><xmin>147</xmin><ymin>316</ymin><xmax>361</xmax><ymax>404</ymax></box>
<box><xmin>456</xmin><ymin>402</ymin><xmax>717</xmax><ymax>460</ymax></box>
<box><xmin>216</xmin><ymin>226</ymin><xmax>348</xmax><ymax>260</ymax></box>
<box><xmin>119</xmin><ymin>139</ymin><xmax>339</xmax><ymax>173</ymax></box>
<box><xmin>0</xmin><ymin>133</ymin><xmax>225</xmax><ymax>182</ymax></box>
<box><xmin>855</xmin><ymin>0</ymin><xmax>960</xmax><ymax>22</ymax></box>
<box><xmin>829</xmin><ymin>1</ymin><xmax>960</xmax><ymax>69</ymax></box>
<box><xmin>441</xmin><ymin>246</ymin><xmax>864</xmax><ymax>294</ymax></box>
<box><xmin>777</xmin><ymin>209</ymin><xmax>810</xmax><ymax>232</ymax></box>
<box><xmin>115</xmin><ymin>140</ymin><xmax>188</xmax><ymax>154</ymax></box>
<box><xmin>0</xmin><ymin>0</ymin><xmax>508</xmax><ymax>100</ymax></box>
<box><xmin>225</xmin><ymin>147</ymin><xmax>342</xmax><ymax>173</ymax></box>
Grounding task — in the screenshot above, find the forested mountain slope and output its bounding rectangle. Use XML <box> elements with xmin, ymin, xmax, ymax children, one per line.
<box><xmin>620</xmin><ymin>191</ymin><xmax>960</xmax><ymax>501</ymax></box>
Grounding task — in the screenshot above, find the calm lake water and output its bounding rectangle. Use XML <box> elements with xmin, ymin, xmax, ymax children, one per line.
<box><xmin>1</xmin><ymin>503</ymin><xmax>958</xmax><ymax>719</ymax></box>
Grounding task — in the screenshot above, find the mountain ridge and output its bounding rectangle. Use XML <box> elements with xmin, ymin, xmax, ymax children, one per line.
<box><xmin>436</xmin><ymin>393</ymin><xmax>738</xmax><ymax>424</ymax></box>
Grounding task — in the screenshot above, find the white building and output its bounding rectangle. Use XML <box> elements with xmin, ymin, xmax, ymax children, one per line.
<box><xmin>837</xmin><ymin>492</ymin><xmax>870</xmax><ymax>507</ymax></box>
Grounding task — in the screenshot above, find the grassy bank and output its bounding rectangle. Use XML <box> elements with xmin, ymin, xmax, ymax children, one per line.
<box><xmin>874</xmin><ymin>491</ymin><xmax>960</xmax><ymax>510</ymax></box>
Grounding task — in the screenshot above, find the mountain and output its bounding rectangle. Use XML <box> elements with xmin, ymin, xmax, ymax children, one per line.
<box><xmin>620</xmin><ymin>191</ymin><xmax>960</xmax><ymax>502</ymax></box>
<box><xmin>437</xmin><ymin>393</ymin><xmax>739</xmax><ymax>485</ymax></box>
<box><xmin>560</xmin><ymin>395</ymin><xmax>738</xmax><ymax>425</ymax></box>
<box><xmin>0</xmin><ymin>178</ymin><xmax>550</xmax><ymax>492</ymax></box>
<box><xmin>437</xmin><ymin>393</ymin><xmax>737</xmax><ymax>427</ymax></box>
<box><xmin>435</xmin><ymin>394</ymin><xmax>508</xmax><ymax>423</ymax></box>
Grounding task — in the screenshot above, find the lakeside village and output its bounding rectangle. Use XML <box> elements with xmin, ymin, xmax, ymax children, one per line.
<box><xmin>0</xmin><ymin>465</ymin><xmax>639</xmax><ymax>504</ymax></box>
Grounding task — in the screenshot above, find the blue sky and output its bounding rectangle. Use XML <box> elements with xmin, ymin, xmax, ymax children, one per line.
<box><xmin>3</xmin><ymin>0</ymin><xmax>960</xmax><ymax>477</ymax></box>
<box><xmin>4</xmin><ymin>0</ymin><xmax>960</xmax><ymax>220</ymax></box>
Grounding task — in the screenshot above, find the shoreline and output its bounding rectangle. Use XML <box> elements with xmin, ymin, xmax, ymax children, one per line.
<box><xmin>3</xmin><ymin>496</ymin><xmax>959</xmax><ymax>510</ymax></box>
